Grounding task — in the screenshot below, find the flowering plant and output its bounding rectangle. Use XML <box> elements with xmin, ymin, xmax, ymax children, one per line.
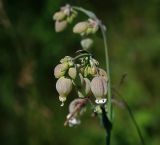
<box><xmin>52</xmin><ymin>4</ymin><xmax>144</xmax><ymax>145</ymax></box>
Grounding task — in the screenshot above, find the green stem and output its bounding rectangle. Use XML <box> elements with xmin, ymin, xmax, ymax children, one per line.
<box><xmin>73</xmin><ymin>53</ymin><xmax>92</xmax><ymax>61</ymax></box>
<box><xmin>72</xmin><ymin>6</ymin><xmax>97</xmax><ymax>19</ymax></box>
<box><xmin>99</xmin><ymin>25</ymin><xmax>112</xmax><ymax>121</ymax></box>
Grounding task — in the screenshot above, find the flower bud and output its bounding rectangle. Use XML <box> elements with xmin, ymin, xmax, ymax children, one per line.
<box><xmin>54</xmin><ymin>63</ymin><xmax>68</xmax><ymax>78</ymax></box>
<box><xmin>88</xmin><ymin>19</ymin><xmax>99</xmax><ymax>34</ymax></box>
<box><xmin>86</xmin><ymin>27</ymin><xmax>93</xmax><ymax>35</ymax></box>
<box><xmin>81</xmin><ymin>38</ymin><xmax>93</xmax><ymax>50</ymax></box>
<box><xmin>91</xmin><ymin>25</ymin><xmax>99</xmax><ymax>34</ymax></box>
<box><xmin>73</xmin><ymin>73</ymin><xmax>84</xmax><ymax>88</ymax></box>
<box><xmin>91</xmin><ymin>76</ymin><xmax>107</xmax><ymax>104</ymax></box>
<box><xmin>68</xmin><ymin>67</ymin><xmax>77</xmax><ymax>79</ymax></box>
<box><xmin>94</xmin><ymin>105</ymin><xmax>102</xmax><ymax>114</ymax></box>
<box><xmin>84</xmin><ymin>66</ymin><xmax>97</xmax><ymax>77</ymax></box>
<box><xmin>55</xmin><ymin>20</ymin><xmax>67</xmax><ymax>32</ymax></box>
<box><xmin>66</xmin><ymin>11</ymin><xmax>77</xmax><ymax>24</ymax></box>
<box><xmin>60</xmin><ymin>56</ymin><xmax>74</xmax><ymax>67</ymax></box>
<box><xmin>66</xmin><ymin>16</ymin><xmax>73</xmax><ymax>24</ymax></box>
<box><xmin>91</xmin><ymin>67</ymin><xmax>97</xmax><ymax>76</ymax></box>
<box><xmin>56</xmin><ymin>77</ymin><xmax>72</xmax><ymax>106</ymax></box>
<box><xmin>98</xmin><ymin>68</ymin><xmax>108</xmax><ymax>81</ymax></box>
<box><xmin>61</xmin><ymin>4</ymin><xmax>71</xmax><ymax>15</ymax></box>
<box><xmin>53</xmin><ymin>11</ymin><xmax>66</xmax><ymax>21</ymax></box>
<box><xmin>78</xmin><ymin>78</ymin><xmax>91</xmax><ymax>98</ymax></box>
<box><xmin>84</xmin><ymin>66</ymin><xmax>90</xmax><ymax>77</ymax></box>
<box><xmin>73</xmin><ymin>22</ymin><xmax>89</xmax><ymax>34</ymax></box>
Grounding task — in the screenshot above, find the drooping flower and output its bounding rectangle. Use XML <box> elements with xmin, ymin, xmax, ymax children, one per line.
<box><xmin>56</xmin><ymin>77</ymin><xmax>73</xmax><ymax>106</ymax></box>
<box><xmin>91</xmin><ymin>76</ymin><xmax>107</xmax><ymax>104</ymax></box>
<box><xmin>65</xmin><ymin>98</ymin><xmax>87</xmax><ymax>127</ymax></box>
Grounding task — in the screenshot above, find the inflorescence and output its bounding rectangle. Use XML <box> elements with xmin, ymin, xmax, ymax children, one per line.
<box><xmin>53</xmin><ymin>4</ymin><xmax>109</xmax><ymax>127</ymax></box>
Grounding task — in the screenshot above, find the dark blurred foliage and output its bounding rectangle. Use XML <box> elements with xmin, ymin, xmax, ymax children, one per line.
<box><xmin>0</xmin><ymin>0</ymin><xmax>160</xmax><ymax>145</ymax></box>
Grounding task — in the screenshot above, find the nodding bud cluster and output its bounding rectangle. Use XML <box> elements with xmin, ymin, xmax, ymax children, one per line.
<box><xmin>54</xmin><ymin>56</ymin><xmax>75</xmax><ymax>106</ymax></box>
<box><xmin>53</xmin><ymin>4</ymin><xmax>77</xmax><ymax>32</ymax></box>
<box><xmin>73</xmin><ymin>19</ymin><xmax>99</xmax><ymax>36</ymax></box>
<box><xmin>54</xmin><ymin>54</ymin><xmax>108</xmax><ymax>107</ymax></box>
<box><xmin>53</xmin><ymin>4</ymin><xmax>109</xmax><ymax>127</ymax></box>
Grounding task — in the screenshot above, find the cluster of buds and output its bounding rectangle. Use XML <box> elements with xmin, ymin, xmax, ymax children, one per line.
<box><xmin>54</xmin><ymin>54</ymin><xmax>108</xmax><ymax>125</ymax></box>
<box><xmin>54</xmin><ymin>56</ymin><xmax>75</xmax><ymax>106</ymax></box>
<box><xmin>53</xmin><ymin>4</ymin><xmax>77</xmax><ymax>32</ymax></box>
<box><xmin>73</xmin><ymin>19</ymin><xmax>99</xmax><ymax>36</ymax></box>
<box><xmin>53</xmin><ymin>4</ymin><xmax>109</xmax><ymax>127</ymax></box>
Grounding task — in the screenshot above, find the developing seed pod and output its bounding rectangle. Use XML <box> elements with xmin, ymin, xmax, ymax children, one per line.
<box><xmin>73</xmin><ymin>22</ymin><xmax>89</xmax><ymax>34</ymax></box>
<box><xmin>55</xmin><ymin>20</ymin><xmax>67</xmax><ymax>32</ymax></box>
<box><xmin>53</xmin><ymin>11</ymin><xmax>66</xmax><ymax>21</ymax></box>
<box><xmin>56</xmin><ymin>77</ymin><xmax>72</xmax><ymax>106</ymax></box>
<box><xmin>54</xmin><ymin>63</ymin><xmax>68</xmax><ymax>78</ymax></box>
<box><xmin>81</xmin><ymin>38</ymin><xmax>93</xmax><ymax>50</ymax></box>
<box><xmin>91</xmin><ymin>76</ymin><xmax>107</xmax><ymax>104</ymax></box>
<box><xmin>68</xmin><ymin>67</ymin><xmax>77</xmax><ymax>79</ymax></box>
<box><xmin>78</xmin><ymin>78</ymin><xmax>91</xmax><ymax>98</ymax></box>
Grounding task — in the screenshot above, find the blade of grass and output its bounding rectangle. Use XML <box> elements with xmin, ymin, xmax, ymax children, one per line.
<box><xmin>113</xmin><ymin>89</ymin><xmax>146</xmax><ymax>145</ymax></box>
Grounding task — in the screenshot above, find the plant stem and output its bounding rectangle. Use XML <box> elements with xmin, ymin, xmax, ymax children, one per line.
<box><xmin>73</xmin><ymin>53</ymin><xmax>92</xmax><ymax>61</ymax></box>
<box><xmin>73</xmin><ymin>6</ymin><xmax>113</xmax><ymax>145</ymax></box>
<box><xmin>73</xmin><ymin>5</ymin><xmax>112</xmax><ymax>121</ymax></box>
<box><xmin>99</xmin><ymin>25</ymin><xmax>112</xmax><ymax>121</ymax></box>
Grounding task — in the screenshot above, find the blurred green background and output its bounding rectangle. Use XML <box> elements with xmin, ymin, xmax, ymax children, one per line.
<box><xmin>0</xmin><ymin>0</ymin><xmax>160</xmax><ymax>145</ymax></box>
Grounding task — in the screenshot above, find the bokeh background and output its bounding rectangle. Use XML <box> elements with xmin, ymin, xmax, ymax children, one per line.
<box><xmin>0</xmin><ymin>0</ymin><xmax>160</xmax><ymax>145</ymax></box>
